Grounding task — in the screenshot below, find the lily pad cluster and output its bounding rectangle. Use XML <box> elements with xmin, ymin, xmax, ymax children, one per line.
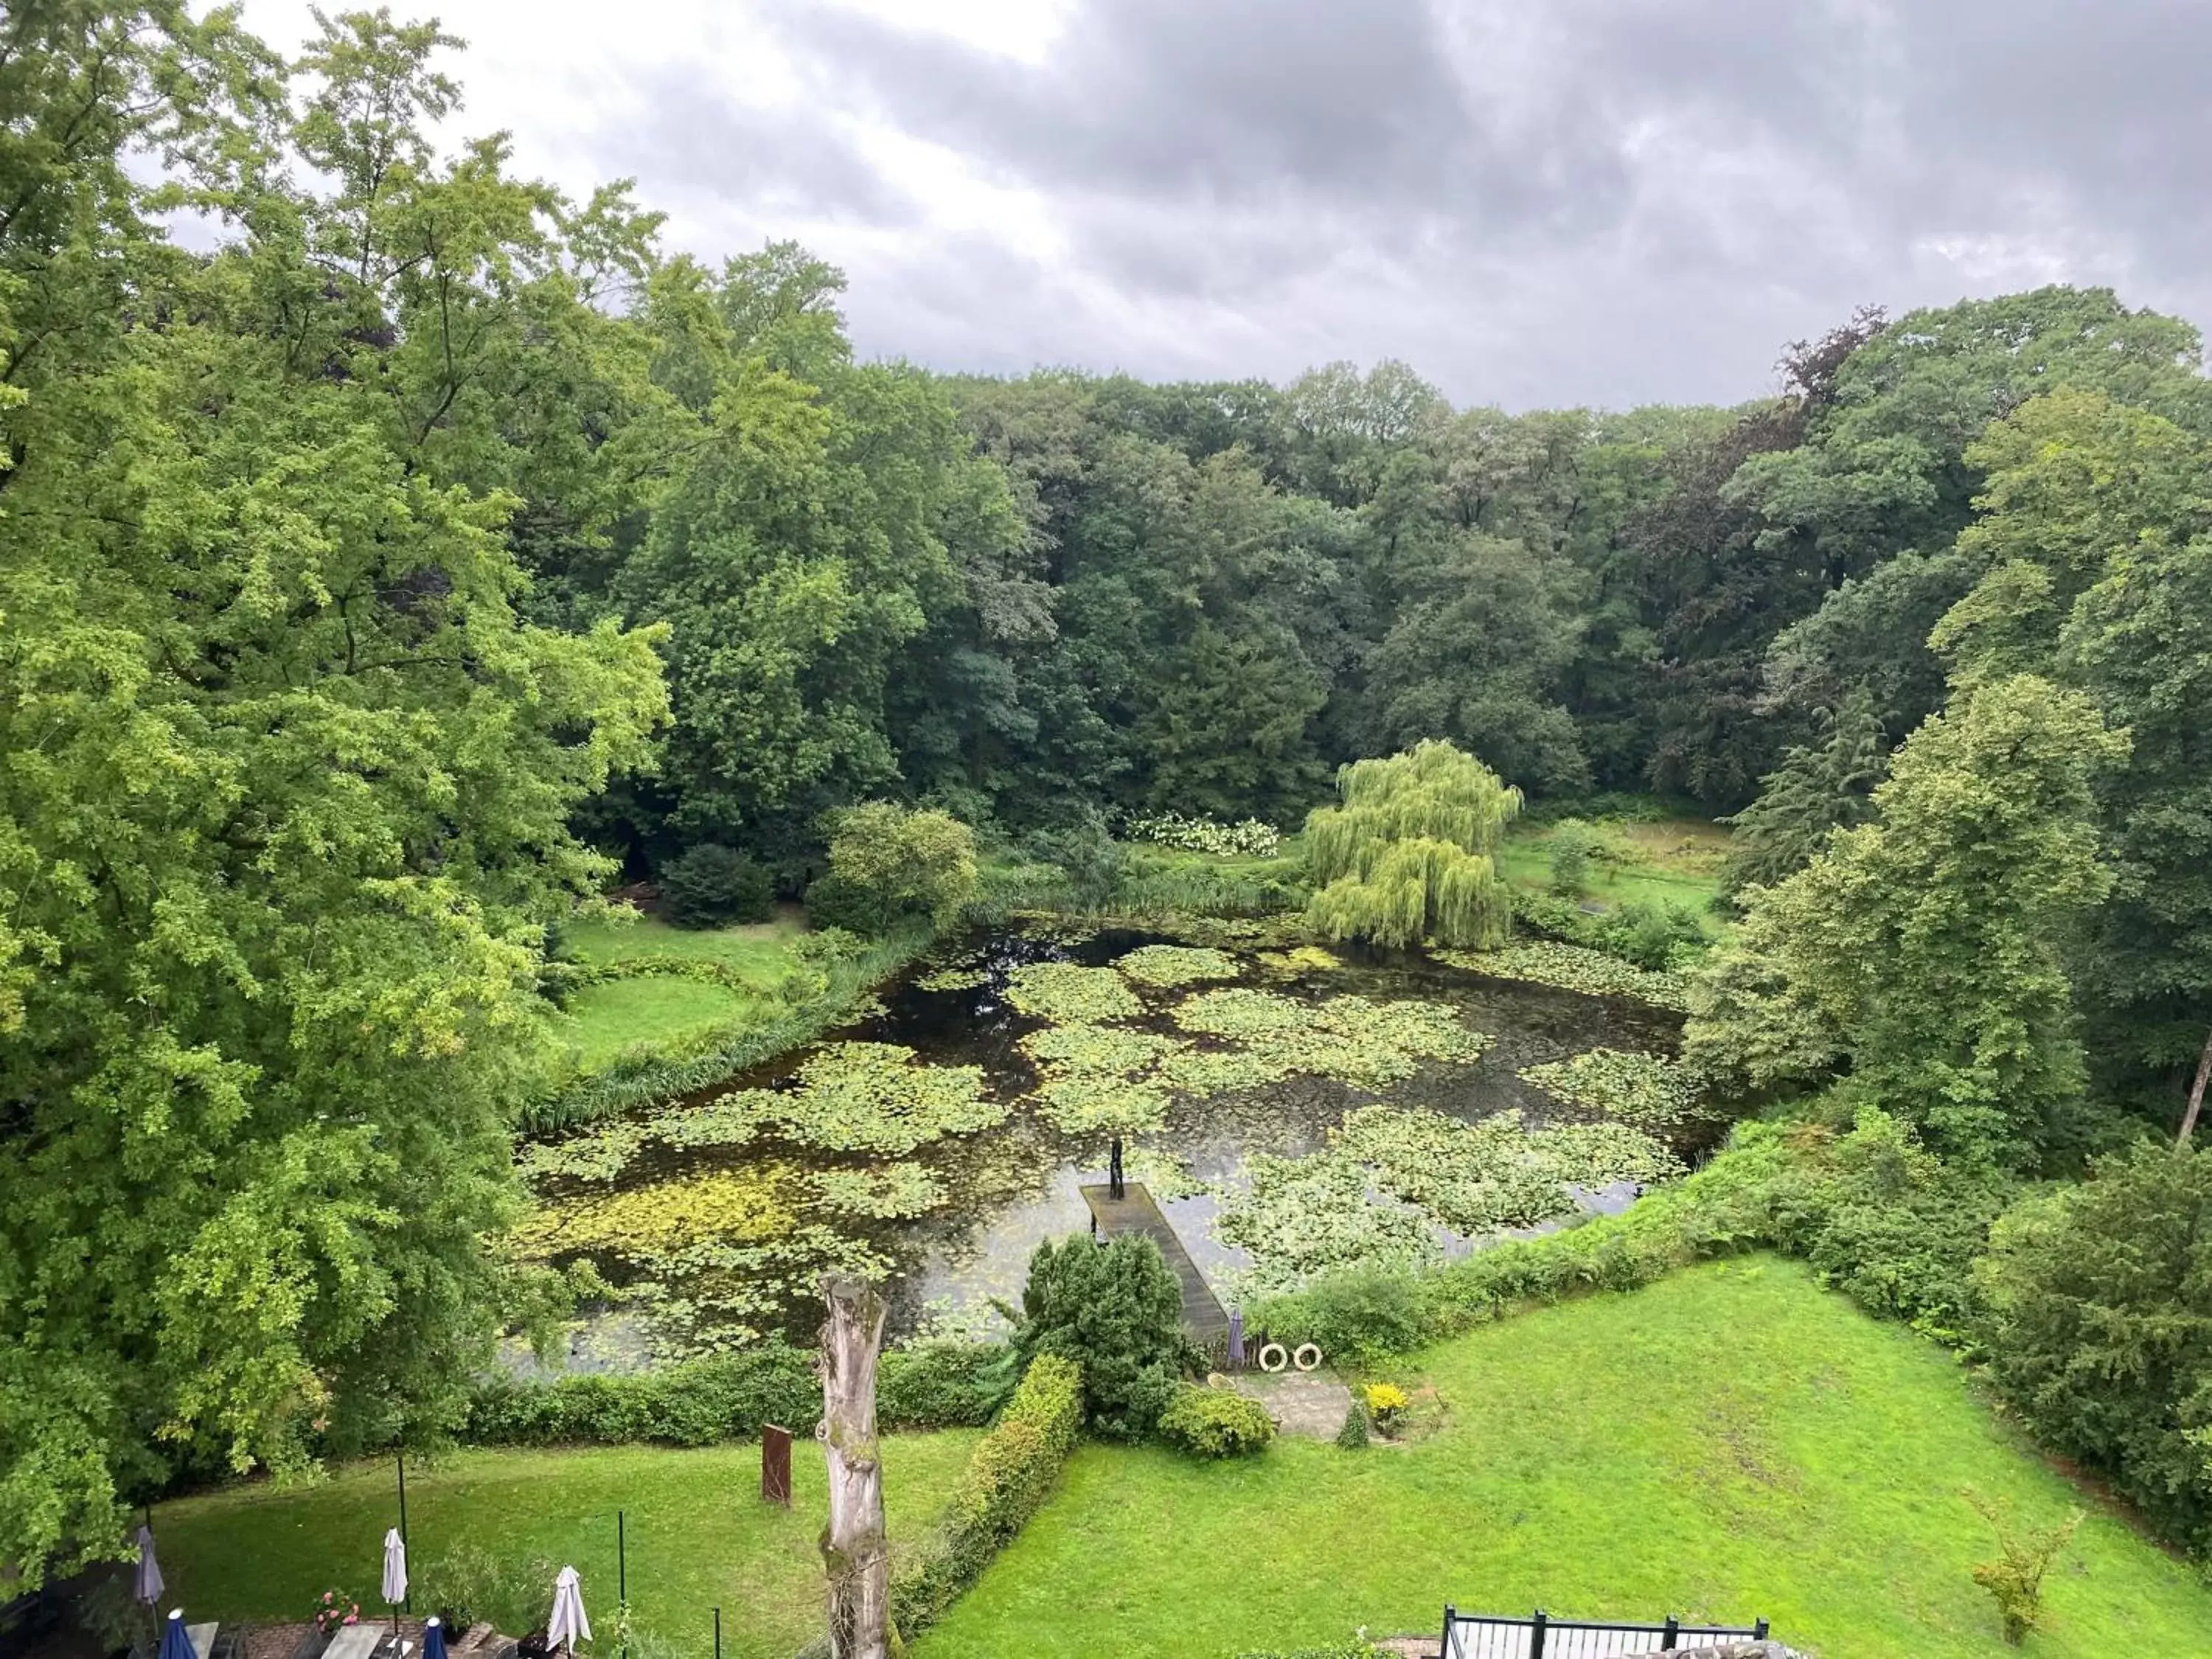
<box><xmin>1520</xmin><ymin>1047</ymin><xmax>1704</xmax><ymax>1131</ymax></box>
<box><xmin>1113</xmin><ymin>944</ymin><xmax>1243</xmax><ymax>988</ymax></box>
<box><xmin>1213</xmin><ymin>1102</ymin><xmax>1682</xmax><ymax>1295</ymax></box>
<box><xmin>1017</xmin><ymin>1022</ymin><xmax>1186</xmax><ymax>1133</ymax></box>
<box><xmin>654</xmin><ymin>1042</ymin><xmax>1001</xmax><ymax>1157</ymax></box>
<box><xmin>1436</xmin><ymin>940</ymin><xmax>1688</xmax><ymax>1009</ymax></box>
<box><xmin>1172</xmin><ymin>987</ymin><xmax>1490</xmax><ymax>1088</ymax></box>
<box><xmin>1004</xmin><ymin>961</ymin><xmax>1146</xmax><ymax>1022</ymax></box>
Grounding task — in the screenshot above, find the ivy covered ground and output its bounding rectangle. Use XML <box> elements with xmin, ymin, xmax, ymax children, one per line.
<box><xmin>914</xmin><ymin>1259</ymin><xmax>2212</xmax><ymax>1659</ymax></box>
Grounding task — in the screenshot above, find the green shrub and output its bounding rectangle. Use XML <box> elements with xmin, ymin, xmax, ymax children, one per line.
<box><xmin>467</xmin><ymin>1345</ymin><xmax>821</xmax><ymax>1447</ymax></box>
<box><xmin>657</xmin><ymin>844</ymin><xmax>774</xmax><ymax>928</ymax></box>
<box><xmin>1012</xmin><ymin>1234</ymin><xmax>1186</xmax><ymax>1439</ymax></box>
<box><xmin>1596</xmin><ymin>897</ymin><xmax>1706</xmax><ymax>969</ymax></box>
<box><xmin>1019</xmin><ymin>813</ymin><xmax>1127</xmax><ymax>908</ymax></box>
<box><xmin>1978</xmin><ymin>1141</ymin><xmax>2212</xmax><ymax>1556</ymax></box>
<box><xmin>891</xmin><ymin>1353</ymin><xmax>1084</xmax><ymax>1638</ymax></box>
<box><xmin>1547</xmin><ymin>818</ymin><xmax>1602</xmax><ymax>895</ymax></box>
<box><xmin>1967</xmin><ymin>1494</ymin><xmax>2083</xmax><ymax>1645</ymax></box>
<box><xmin>1252</xmin><ymin>1264</ymin><xmax>1428</xmax><ymax>1367</ymax></box>
<box><xmin>878</xmin><ymin>1339</ymin><xmax>1015</xmax><ymax>1428</ymax></box>
<box><xmin>414</xmin><ymin>1543</ymin><xmax>560</xmax><ymax>1640</ymax></box>
<box><xmin>1335</xmin><ymin>1395</ymin><xmax>1371</xmax><ymax>1450</ymax></box>
<box><xmin>807</xmin><ymin>802</ymin><xmax>977</xmax><ymax>936</ymax></box>
<box><xmin>465</xmin><ymin>1341</ymin><xmax>1028</xmax><ymax>1449</ymax></box>
<box><xmin>1158</xmin><ymin>1385</ymin><xmax>1275</xmax><ymax>1458</ymax></box>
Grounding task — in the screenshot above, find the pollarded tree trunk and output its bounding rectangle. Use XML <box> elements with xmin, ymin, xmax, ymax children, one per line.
<box><xmin>2177</xmin><ymin>1023</ymin><xmax>2212</xmax><ymax>1148</ymax></box>
<box><xmin>817</xmin><ymin>1274</ymin><xmax>891</xmax><ymax>1659</ymax></box>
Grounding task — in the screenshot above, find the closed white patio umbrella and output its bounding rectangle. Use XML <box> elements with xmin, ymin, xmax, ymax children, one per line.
<box><xmin>547</xmin><ymin>1566</ymin><xmax>591</xmax><ymax>1657</ymax></box>
<box><xmin>382</xmin><ymin>1528</ymin><xmax>408</xmax><ymax>1637</ymax></box>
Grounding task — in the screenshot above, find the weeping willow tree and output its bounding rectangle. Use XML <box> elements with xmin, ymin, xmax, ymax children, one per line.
<box><xmin>1304</xmin><ymin>741</ymin><xmax>1522</xmax><ymax>949</ymax></box>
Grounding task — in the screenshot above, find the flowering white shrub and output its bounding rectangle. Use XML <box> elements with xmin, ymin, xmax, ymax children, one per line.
<box><xmin>1124</xmin><ymin>812</ymin><xmax>1281</xmax><ymax>858</ymax></box>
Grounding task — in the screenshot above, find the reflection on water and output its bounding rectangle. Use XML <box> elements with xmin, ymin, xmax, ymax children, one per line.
<box><xmin>531</xmin><ymin>921</ymin><xmax>1686</xmax><ymax>1366</ymax></box>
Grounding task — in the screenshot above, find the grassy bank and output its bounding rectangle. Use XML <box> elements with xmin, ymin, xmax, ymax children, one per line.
<box><xmin>150</xmin><ymin>1436</ymin><xmax>981</xmax><ymax>1659</ymax></box>
<box><xmin>526</xmin><ymin>918</ymin><xmax>935</xmax><ymax>1134</ymax></box>
<box><xmin>552</xmin><ymin>914</ymin><xmax>809</xmax><ymax>1075</ymax></box>
<box><xmin>1497</xmin><ymin>814</ymin><xmax>1728</xmax><ymax>928</ymax></box>
<box><xmin>917</xmin><ymin>1259</ymin><xmax>2210</xmax><ymax>1658</ymax></box>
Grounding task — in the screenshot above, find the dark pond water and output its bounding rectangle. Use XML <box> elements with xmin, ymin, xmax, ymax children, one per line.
<box><xmin>532</xmin><ymin>921</ymin><xmax>1685</xmax><ymax>1368</ymax></box>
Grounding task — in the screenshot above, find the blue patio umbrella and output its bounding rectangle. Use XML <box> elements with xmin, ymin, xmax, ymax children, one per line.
<box><xmin>157</xmin><ymin>1609</ymin><xmax>198</xmax><ymax>1659</ymax></box>
<box><xmin>423</xmin><ymin>1617</ymin><xmax>449</xmax><ymax>1659</ymax></box>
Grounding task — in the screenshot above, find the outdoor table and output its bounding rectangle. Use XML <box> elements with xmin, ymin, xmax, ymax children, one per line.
<box><xmin>187</xmin><ymin>1624</ymin><xmax>220</xmax><ymax>1659</ymax></box>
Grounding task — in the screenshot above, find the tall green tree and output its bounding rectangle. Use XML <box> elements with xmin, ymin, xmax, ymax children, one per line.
<box><xmin>1305</xmin><ymin>741</ymin><xmax>1521</xmax><ymax>950</ymax></box>
<box><xmin>1933</xmin><ymin>390</ymin><xmax>2212</xmax><ymax>1106</ymax></box>
<box><xmin>0</xmin><ymin>2</ymin><xmax>666</xmax><ymax>1582</ymax></box>
<box><xmin>1688</xmin><ymin>678</ymin><xmax>2124</xmax><ymax>1166</ymax></box>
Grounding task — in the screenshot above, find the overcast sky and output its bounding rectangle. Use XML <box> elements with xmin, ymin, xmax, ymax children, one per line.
<box><xmin>232</xmin><ymin>0</ymin><xmax>2212</xmax><ymax>410</ymax></box>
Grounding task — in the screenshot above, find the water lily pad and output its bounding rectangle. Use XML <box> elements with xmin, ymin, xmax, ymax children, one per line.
<box><xmin>1437</xmin><ymin>941</ymin><xmax>1688</xmax><ymax>1009</ymax></box>
<box><xmin>1004</xmin><ymin>961</ymin><xmax>1145</xmax><ymax>1022</ymax></box>
<box><xmin>1113</xmin><ymin>944</ymin><xmax>1242</xmax><ymax>989</ymax></box>
<box><xmin>1520</xmin><ymin>1048</ymin><xmax>1703</xmax><ymax>1130</ymax></box>
<box><xmin>807</xmin><ymin>1162</ymin><xmax>947</xmax><ymax>1218</ymax></box>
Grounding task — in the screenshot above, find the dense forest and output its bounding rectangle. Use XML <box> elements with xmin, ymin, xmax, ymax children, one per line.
<box><xmin>9</xmin><ymin>1</ymin><xmax>2212</xmax><ymax>1596</ymax></box>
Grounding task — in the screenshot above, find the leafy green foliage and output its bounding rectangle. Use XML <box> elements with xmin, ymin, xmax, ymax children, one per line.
<box><xmin>1012</xmin><ymin>1236</ymin><xmax>1186</xmax><ymax>1440</ymax></box>
<box><xmin>1334</xmin><ymin>1397</ymin><xmax>1372</xmax><ymax>1450</ymax></box>
<box><xmin>1158</xmin><ymin>1386</ymin><xmax>1276</xmax><ymax>1458</ymax></box>
<box><xmin>1546</xmin><ymin>818</ymin><xmax>1603</xmax><ymax>894</ymax></box>
<box><xmin>657</xmin><ymin>845</ymin><xmax>774</xmax><ymax>928</ymax></box>
<box><xmin>1968</xmin><ymin>1495</ymin><xmax>2083</xmax><ymax>1646</ymax></box>
<box><xmin>806</xmin><ymin>803</ymin><xmax>978</xmax><ymax>937</ymax></box>
<box><xmin>1720</xmin><ymin>687</ymin><xmax>1889</xmax><ymax>896</ymax></box>
<box><xmin>1978</xmin><ymin>1143</ymin><xmax>2212</xmax><ymax>1554</ymax></box>
<box><xmin>1688</xmin><ymin>676</ymin><xmax>2126</xmax><ymax>1165</ymax></box>
<box><xmin>1306</xmin><ymin>742</ymin><xmax>1521</xmax><ymax>950</ymax></box>
<box><xmin>891</xmin><ymin>1352</ymin><xmax>1085</xmax><ymax>1639</ymax></box>
<box><xmin>1256</xmin><ymin>1265</ymin><xmax>1430</xmax><ymax>1369</ymax></box>
<box><xmin>0</xmin><ymin>1</ymin><xmax>672</xmax><ymax>1581</ymax></box>
<box><xmin>464</xmin><ymin>1346</ymin><xmax>821</xmax><ymax>1447</ymax></box>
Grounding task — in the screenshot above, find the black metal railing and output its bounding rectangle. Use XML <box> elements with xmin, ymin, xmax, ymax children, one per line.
<box><xmin>1441</xmin><ymin>1605</ymin><xmax>1771</xmax><ymax>1658</ymax></box>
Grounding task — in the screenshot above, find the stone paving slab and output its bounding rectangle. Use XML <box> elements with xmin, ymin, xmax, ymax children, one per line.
<box><xmin>1223</xmin><ymin>1369</ymin><xmax>1353</xmax><ymax>1437</ymax></box>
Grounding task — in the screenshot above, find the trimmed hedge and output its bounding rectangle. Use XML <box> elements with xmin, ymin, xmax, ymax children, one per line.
<box><xmin>465</xmin><ymin>1340</ymin><xmax>1008</xmax><ymax>1448</ymax></box>
<box><xmin>891</xmin><ymin>1353</ymin><xmax>1085</xmax><ymax>1639</ymax></box>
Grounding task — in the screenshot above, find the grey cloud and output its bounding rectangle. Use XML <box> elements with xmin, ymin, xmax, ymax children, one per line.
<box><xmin>605</xmin><ymin>0</ymin><xmax>2212</xmax><ymax>406</ymax></box>
<box><xmin>600</xmin><ymin>66</ymin><xmax>919</xmax><ymax>226</ymax></box>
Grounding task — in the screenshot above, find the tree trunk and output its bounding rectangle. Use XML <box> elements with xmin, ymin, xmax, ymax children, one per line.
<box><xmin>817</xmin><ymin>1274</ymin><xmax>891</xmax><ymax>1659</ymax></box>
<box><xmin>2178</xmin><ymin>1023</ymin><xmax>2212</xmax><ymax>1149</ymax></box>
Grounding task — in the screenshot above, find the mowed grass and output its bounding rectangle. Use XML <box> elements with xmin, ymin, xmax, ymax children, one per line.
<box><xmin>152</xmin><ymin>1434</ymin><xmax>981</xmax><ymax>1659</ymax></box>
<box><xmin>1497</xmin><ymin>815</ymin><xmax>1728</xmax><ymax>923</ymax></box>
<box><xmin>554</xmin><ymin>912</ymin><xmax>810</xmax><ymax>1074</ymax></box>
<box><xmin>917</xmin><ymin>1259</ymin><xmax>2211</xmax><ymax>1659</ymax></box>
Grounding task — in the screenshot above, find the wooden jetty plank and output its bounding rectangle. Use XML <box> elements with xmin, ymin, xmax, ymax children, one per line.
<box><xmin>1079</xmin><ymin>1181</ymin><xmax>1229</xmax><ymax>1338</ymax></box>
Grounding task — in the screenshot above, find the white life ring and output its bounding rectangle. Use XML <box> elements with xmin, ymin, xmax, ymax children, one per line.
<box><xmin>1293</xmin><ymin>1342</ymin><xmax>1323</xmax><ymax>1372</ymax></box>
<box><xmin>1257</xmin><ymin>1341</ymin><xmax>1289</xmax><ymax>1374</ymax></box>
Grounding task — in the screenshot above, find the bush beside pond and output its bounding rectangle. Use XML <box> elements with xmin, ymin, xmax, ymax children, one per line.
<box><xmin>1158</xmin><ymin>1385</ymin><xmax>1276</xmax><ymax>1458</ymax></box>
<box><xmin>465</xmin><ymin>1339</ymin><xmax>1009</xmax><ymax>1447</ymax></box>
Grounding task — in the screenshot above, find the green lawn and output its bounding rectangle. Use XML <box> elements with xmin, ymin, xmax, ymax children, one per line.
<box><xmin>917</xmin><ymin>1259</ymin><xmax>2211</xmax><ymax>1659</ymax></box>
<box><xmin>1498</xmin><ymin>815</ymin><xmax>1728</xmax><ymax>922</ymax></box>
<box><xmin>152</xmin><ymin>1434</ymin><xmax>980</xmax><ymax>1659</ymax></box>
<box><xmin>554</xmin><ymin>913</ymin><xmax>810</xmax><ymax>1074</ymax></box>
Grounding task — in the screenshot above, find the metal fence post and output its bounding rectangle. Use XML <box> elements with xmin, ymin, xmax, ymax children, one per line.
<box><xmin>1439</xmin><ymin>1604</ymin><xmax>1454</xmax><ymax>1659</ymax></box>
<box><xmin>1753</xmin><ymin>1618</ymin><xmax>1770</xmax><ymax>1639</ymax></box>
<box><xmin>1528</xmin><ymin>1610</ymin><xmax>1548</xmax><ymax>1659</ymax></box>
<box><xmin>1661</xmin><ymin>1615</ymin><xmax>1679</xmax><ymax>1650</ymax></box>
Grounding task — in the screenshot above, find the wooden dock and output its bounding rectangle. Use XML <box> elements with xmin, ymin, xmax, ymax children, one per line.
<box><xmin>1079</xmin><ymin>1181</ymin><xmax>1229</xmax><ymax>1338</ymax></box>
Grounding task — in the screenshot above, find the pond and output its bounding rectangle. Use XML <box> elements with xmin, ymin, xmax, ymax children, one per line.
<box><xmin>514</xmin><ymin>919</ymin><xmax>1703</xmax><ymax>1368</ymax></box>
